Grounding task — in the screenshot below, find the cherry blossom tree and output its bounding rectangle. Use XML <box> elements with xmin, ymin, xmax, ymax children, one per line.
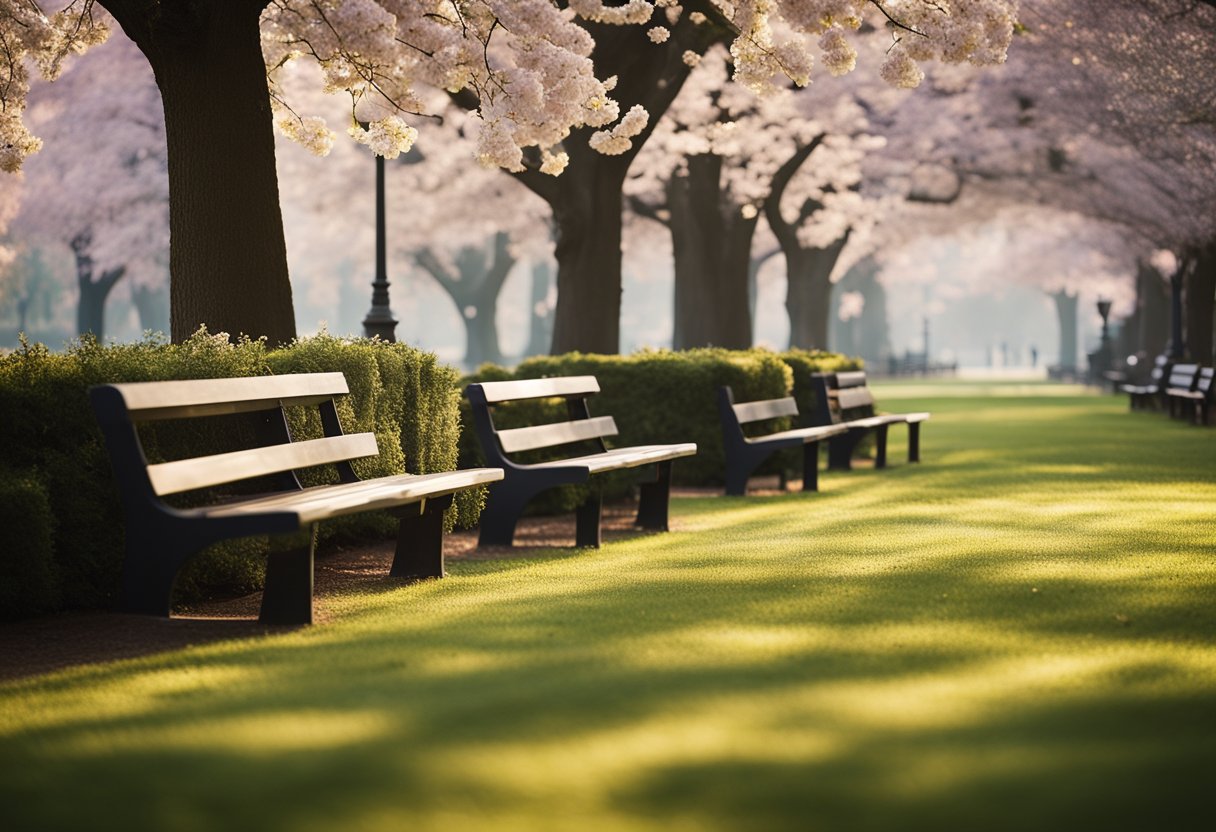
<box><xmin>3</xmin><ymin>1</ymin><xmax>1018</xmax><ymax>350</ymax></box>
<box><xmin>8</xmin><ymin>35</ymin><xmax>167</xmax><ymax>340</ymax></box>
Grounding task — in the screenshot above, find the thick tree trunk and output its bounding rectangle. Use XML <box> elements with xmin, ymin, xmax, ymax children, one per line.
<box><xmin>132</xmin><ymin>282</ymin><xmax>170</xmax><ymax>336</ymax></box>
<box><xmin>1183</xmin><ymin>240</ymin><xmax>1216</xmax><ymax>365</ymax></box>
<box><xmin>667</xmin><ymin>155</ymin><xmax>756</xmax><ymax>349</ymax></box>
<box><xmin>548</xmin><ymin>152</ymin><xmax>631</xmax><ymax>354</ymax></box>
<box><xmin>1052</xmin><ymin>289</ymin><xmax>1079</xmax><ymax>370</ymax></box>
<box><xmin>785</xmin><ymin>237</ymin><xmax>849</xmax><ymax>350</ymax></box>
<box><xmin>105</xmin><ymin>1</ymin><xmax>297</xmax><ymax>345</ymax></box>
<box><xmin>831</xmin><ymin>254</ymin><xmax>889</xmax><ymax>365</ymax></box>
<box><xmin>1135</xmin><ymin>260</ymin><xmax>1170</xmax><ymax>357</ymax></box>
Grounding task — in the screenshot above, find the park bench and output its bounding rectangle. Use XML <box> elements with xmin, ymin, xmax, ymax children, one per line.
<box><xmin>90</xmin><ymin>373</ymin><xmax>504</xmax><ymax>625</ymax></box>
<box><xmin>809</xmin><ymin>371</ymin><xmax>930</xmax><ymax>470</ymax></box>
<box><xmin>464</xmin><ymin>376</ymin><xmax>697</xmax><ymax>547</ymax></box>
<box><xmin>1164</xmin><ymin>364</ymin><xmax>1213</xmax><ymax>425</ymax></box>
<box><xmin>1120</xmin><ymin>354</ymin><xmax>1171</xmax><ymax>410</ymax></box>
<box><xmin>717</xmin><ymin>386</ymin><xmax>849</xmax><ymax>496</ymax></box>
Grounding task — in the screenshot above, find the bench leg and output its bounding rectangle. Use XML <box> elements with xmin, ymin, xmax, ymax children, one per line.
<box><xmin>119</xmin><ymin>515</ymin><xmax>209</xmax><ymax>617</ymax></box>
<box><xmin>827</xmin><ymin>435</ymin><xmax>855</xmax><ymax>471</ymax></box>
<box><xmin>477</xmin><ymin>481</ymin><xmax>533</xmax><ymax>547</ymax></box>
<box><xmin>801</xmin><ymin>441</ymin><xmax>820</xmax><ymax>492</ymax></box>
<box><xmin>637</xmin><ymin>461</ymin><xmax>673</xmax><ymax>530</ymax></box>
<box><xmin>260</xmin><ymin>524</ymin><xmax>316</xmax><ymax>625</ymax></box>
<box><xmin>874</xmin><ymin>425</ymin><xmax>890</xmax><ymax>469</ymax></box>
<box><xmin>391</xmin><ymin>494</ymin><xmax>453</xmax><ymax>580</ymax></box>
<box><xmin>908</xmin><ymin>422</ymin><xmax>921</xmax><ymax>463</ymax></box>
<box><xmin>576</xmin><ymin>491</ymin><xmax>603</xmax><ymax>548</ymax></box>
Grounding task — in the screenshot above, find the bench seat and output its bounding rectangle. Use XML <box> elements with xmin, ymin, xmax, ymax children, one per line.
<box><xmin>521</xmin><ymin>443</ymin><xmax>697</xmax><ymax>474</ymax></box>
<box><xmin>198</xmin><ymin>468</ymin><xmax>505</xmax><ymax>524</ymax></box>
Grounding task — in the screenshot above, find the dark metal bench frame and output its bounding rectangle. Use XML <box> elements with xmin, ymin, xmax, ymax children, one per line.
<box><xmin>464</xmin><ymin>376</ymin><xmax>697</xmax><ymax>548</ymax></box>
<box><xmin>90</xmin><ymin>373</ymin><xmax>503</xmax><ymax>625</ymax></box>
<box><xmin>809</xmin><ymin>371</ymin><xmax>930</xmax><ymax>470</ymax></box>
<box><xmin>717</xmin><ymin>386</ymin><xmax>848</xmax><ymax>496</ymax></box>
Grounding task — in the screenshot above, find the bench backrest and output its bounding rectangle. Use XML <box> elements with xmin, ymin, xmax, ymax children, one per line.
<box><xmin>1195</xmin><ymin>367</ymin><xmax>1214</xmax><ymax>396</ymax></box>
<box><xmin>90</xmin><ymin>372</ymin><xmax>373</xmax><ymax>503</ymax></box>
<box><xmin>1168</xmin><ymin>363</ymin><xmax>1200</xmax><ymax>390</ymax></box>
<box><xmin>464</xmin><ymin>376</ymin><xmax>618</xmax><ymax>465</ymax></box>
<box><xmin>809</xmin><ymin>371</ymin><xmax>875</xmax><ymax>426</ymax></box>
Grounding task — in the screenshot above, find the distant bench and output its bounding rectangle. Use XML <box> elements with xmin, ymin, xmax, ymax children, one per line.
<box><xmin>1121</xmin><ymin>355</ymin><xmax>1171</xmax><ymax>410</ymax></box>
<box><xmin>90</xmin><ymin>373</ymin><xmax>503</xmax><ymax>624</ymax></box>
<box><xmin>809</xmin><ymin>371</ymin><xmax>930</xmax><ymax>470</ymax></box>
<box><xmin>464</xmin><ymin>376</ymin><xmax>697</xmax><ymax>547</ymax></box>
<box><xmin>717</xmin><ymin>386</ymin><xmax>848</xmax><ymax>496</ymax></box>
<box><xmin>1165</xmin><ymin>363</ymin><xmax>1214</xmax><ymax>425</ymax></box>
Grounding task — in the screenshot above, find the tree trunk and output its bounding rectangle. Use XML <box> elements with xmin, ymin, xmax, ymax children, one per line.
<box><xmin>132</xmin><ymin>282</ymin><xmax>170</xmax><ymax>336</ymax></box>
<box><xmin>667</xmin><ymin>155</ymin><xmax>756</xmax><ymax>349</ymax></box>
<box><xmin>1183</xmin><ymin>240</ymin><xmax>1216</xmax><ymax>365</ymax></box>
<box><xmin>1052</xmin><ymin>289</ymin><xmax>1079</xmax><ymax>370</ymax></box>
<box><xmin>70</xmin><ymin>232</ymin><xmax>125</xmax><ymax>339</ymax></box>
<box><xmin>511</xmin><ymin>9</ymin><xmax>725</xmax><ymax>354</ymax></box>
<box><xmin>785</xmin><ymin>237</ymin><xmax>849</xmax><ymax>350</ymax></box>
<box><xmin>104</xmin><ymin>0</ymin><xmax>297</xmax><ymax>345</ymax></box>
<box><xmin>417</xmin><ymin>233</ymin><xmax>514</xmax><ymax>368</ymax></box>
<box><xmin>1135</xmin><ymin>260</ymin><xmax>1170</xmax><ymax>358</ymax></box>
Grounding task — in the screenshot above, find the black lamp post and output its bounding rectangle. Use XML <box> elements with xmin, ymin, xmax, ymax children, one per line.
<box><xmin>362</xmin><ymin>149</ymin><xmax>398</xmax><ymax>341</ymax></box>
<box><xmin>1096</xmin><ymin>297</ymin><xmax>1112</xmax><ymax>346</ymax></box>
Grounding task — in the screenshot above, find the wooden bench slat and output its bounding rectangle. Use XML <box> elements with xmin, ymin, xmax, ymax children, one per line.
<box><xmin>474</xmin><ymin>376</ymin><xmax>600</xmax><ymax>403</ymax></box>
<box><xmin>834</xmin><ymin>386</ymin><xmax>875</xmax><ymax>410</ymax></box>
<box><xmin>732</xmin><ymin>397</ymin><xmax>798</xmax><ymax>424</ymax></box>
<box><xmin>147</xmin><ymin>433</ymin><xmax>378</xmax><ymax>496</ymax></box>
<box><xmin>496</xmin><ymin>416</ymin><xmax>619</xmax><ymax>453</ymax></box>
<box><xmin>747</xmin><ymin>424</ymin><xmax>849</xmax><ymax>445</ymax></box>
<box><xmin>112</xmin><ymin>373</ymin><xmax>350</xmax><ymax>420</ymax></box>
<box><xmin>834</xmin><ymin>371</ymin><xmax>869</xmax><ymax>389</ymax></box>
<box><xmin>525</xmin><ymin>443</ymin><xmax>698</xmax><ymax>474</ymax></box>
<box><xmin>200</xmin><ymin>468</ymin><xmax>505</xmax><ymax>525</ymax></box>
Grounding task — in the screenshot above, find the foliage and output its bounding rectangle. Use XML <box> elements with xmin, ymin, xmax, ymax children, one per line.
<box><xmin>0</xmin><ymin>330</ymin><xmax>476</xmax><ymax>616</ymax></box>
<box><xmin>0</xmin><ymin>470</ymin><xmax>59</xmax><ymax>620</ymax></box>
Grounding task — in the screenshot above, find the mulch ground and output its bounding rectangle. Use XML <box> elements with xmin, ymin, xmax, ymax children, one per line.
<box><xmin>0</xmin><ymin>485</ymin><xmax>783</xmax><ymax>684</ymax></box>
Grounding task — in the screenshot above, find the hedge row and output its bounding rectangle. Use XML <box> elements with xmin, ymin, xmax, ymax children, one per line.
<box><xmin>0</xmin><ymin>331</ymin><xmax>479</xmax><ymax>617</ymax></box>
<box><xmin>459</xmin><ymin>348</ymin><xmax>861</xmax><ymax>511</ymax></box>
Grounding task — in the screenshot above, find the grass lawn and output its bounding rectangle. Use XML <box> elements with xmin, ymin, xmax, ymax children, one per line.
<box><xmin>1</xmin><ymin>383</ymin><xmax>1214</xmax><ymax>831</ymax></box>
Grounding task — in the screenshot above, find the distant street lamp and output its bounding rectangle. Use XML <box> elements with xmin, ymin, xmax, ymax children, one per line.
<box><xmin>362</xmin><ymin>137</ymin><xmax>397</xmax><ymax>342</ymax></box>
<box><xmin>1096</xmin><ymin>297</ymin><xmax>1112</xmax><ymax>346</ymax></box>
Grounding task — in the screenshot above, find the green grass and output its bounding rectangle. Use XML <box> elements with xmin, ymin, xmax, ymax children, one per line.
<box><xmin>2</xmin><ymin>386</ymin><xmax>1214</xmax><ymax>831</ymax></box>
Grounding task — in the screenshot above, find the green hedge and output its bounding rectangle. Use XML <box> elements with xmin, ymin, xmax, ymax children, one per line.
<box><xmin>0</xmin><ymin>471</ymin><xmax>59</xmax><ymax>620</ymax></box>
<box><xmin>0</xmin><ymin>331</ymin><xmax>480</xmax><ymax>615</ymax></box>
<box><xmin>460</xmin><ymin>348</ymin><xmax>861</xmax><ymax>510</ymax></box>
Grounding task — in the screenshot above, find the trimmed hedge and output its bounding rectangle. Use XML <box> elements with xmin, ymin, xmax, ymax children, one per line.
<box><xmin>0</xmin><ymin>331</ymin><xmax>480</xmax><ymax>615</ymax></box>
<box><xmin>0</xmin><ymin>471</ymin><xmax>59</xmax><ymax>620</ymax></box>
<box><xmin>460</xmin><ymin>348</ymin><xmax>861</xmax><ymax>510</ymax></box>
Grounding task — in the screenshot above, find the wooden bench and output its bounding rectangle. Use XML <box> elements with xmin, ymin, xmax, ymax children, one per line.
<box><xmin>1121</xmin><ymin>354</ymin><xmax>1171</xmax><ymax>410</ymax></box>
<box><xmin>717</xmin><ymin>386</ymin><xmax>848</xmax><ymax>496</ymax></box>
<box><xmin>1165</xmin><ymin>364</ymin><xmax>1213</xmax><ymax>425</ymax></box>
<box><xmin>90</xmin><ymin>373</ymin><xmax>503</xmax><ymax>624</ymax></box>
<box><xmin>809</xmin><ymin>371</ymin><xmax>930</xmax><ymax>470</ymax></box>
<box><xmin>464</xmin><ymin>376</ymin><xmax>697</xmax><ymax>547</ymax></box>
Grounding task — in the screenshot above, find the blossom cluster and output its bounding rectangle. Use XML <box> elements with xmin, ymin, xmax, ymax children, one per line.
<box><xmin>1</xmin><ymin>0</ymin><xmax>1019</xmax><ymax>177</ymax></box>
